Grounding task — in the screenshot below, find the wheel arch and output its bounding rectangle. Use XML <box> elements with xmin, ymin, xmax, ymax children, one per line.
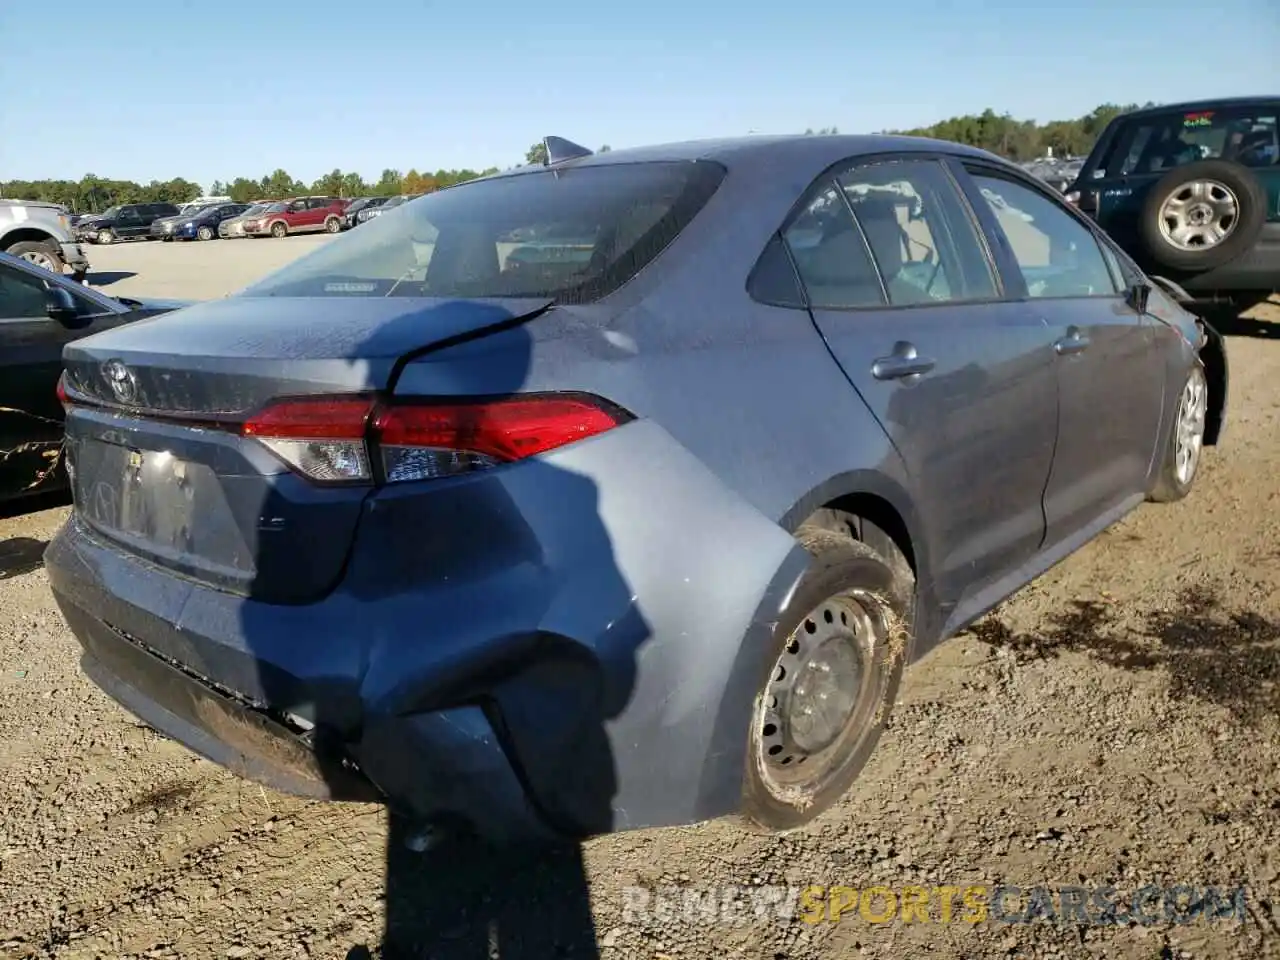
<box><xmin>779</xmin><ymin>470</ymin><xmax>925</xmax><ymax>583</ymax></box>
<box><xmin>1</xmin><ymin>226</ymin><xmax>59</xmax><ymax>251</ymax></box>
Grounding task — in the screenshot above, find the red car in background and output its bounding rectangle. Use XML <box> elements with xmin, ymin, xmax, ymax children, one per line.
<box><xmin>244</xmin><ymin>196</ymin><xmax>351</xmax><ymax>238</ymax></box>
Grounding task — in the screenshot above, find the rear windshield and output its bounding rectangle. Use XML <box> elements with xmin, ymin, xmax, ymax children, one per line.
<box><xmin>239</xmin><ymin>160</ymin><xmax>726</xmax><ymax>303</ymax></box>
<box><xmin>1090</xmin><ymin>105</ymin><xmax>1279</xmax><ymax>178</ymax></box>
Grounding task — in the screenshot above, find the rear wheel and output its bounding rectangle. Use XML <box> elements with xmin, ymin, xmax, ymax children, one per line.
<box><xmin>324</xmin><ymin>216</ymin><xmax>341</xmax><ymax>234</ymax></box>
<box><xmin>1149</xmin><ymin>363</ymin><xmax>1209</xmax><ymax>502</ymax></box>
<box><xmin>6</xmin><ymin>240</ymin><xmax>65</xmax><ymax>274</ymax></box>
<box><xmin>740</xmin><ymin>529</ymin><xmax>911</xmax><ymax>832</ymax></box>
<box><xmin>271</xmin><ymin>221</ymin><xmax>288</xmax><ymax>239</ymax></box>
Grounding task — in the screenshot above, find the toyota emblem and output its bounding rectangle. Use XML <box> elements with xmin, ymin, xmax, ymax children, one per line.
<box><xmin>102</xmin><ymin>359</ymin><xmax>139</xmax><ymax>405</ymax></box>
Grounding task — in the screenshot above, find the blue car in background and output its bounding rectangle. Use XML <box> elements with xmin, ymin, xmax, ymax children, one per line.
<box><xmin>46</xmin><ymin>134</ymin><xmax>1226</xmax><ymax>846</ymax></box>
<box><xmin>173</xmin><ymin>202</ymin><xmax>251</xmax><ymax>241</ymax></box>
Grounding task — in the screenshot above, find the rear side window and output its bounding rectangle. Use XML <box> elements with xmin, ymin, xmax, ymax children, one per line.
<box><xmin>782</xmin><ymin>159</ymin><xmax>998</xmax><ymax>309</ymax></box>
<box><xmin>971</xmin><ymin>173</ymin><xmax>1120</xmax><ymax>298</ymax></box>
<box><xmin>837</xmin><ymin>161</ymin><xmax>997</xmax><ymax>305</ymax></box>
<box><xmin>1097</xmin><ymin>107</ymin><xmax>1280</xmax><ymax>177</ymax></box>
<box><xmin>783</xmin><ymin>183</ymin><xmax>885</xmax><ymax>308</ymax></box>
<box><xmin>242</xmin><ymin>161</ymin><xmax>726</xmax><ymax>303</ymax></box>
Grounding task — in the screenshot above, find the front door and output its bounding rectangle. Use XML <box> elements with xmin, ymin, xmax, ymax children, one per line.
<box><xmin>787</xmin><ymin>157</ymin><xmax>1059</xmax><ymax>613</ymax></box>
<box><xmin>0</xmin><ymin>264</ymin><xmax>129</xmax><ymax>498</ymax></box>
<box><xmin>957</xmin><ymin>165</ymin><xmax>1167</xmax><ymax>549</ymax></box>
<box><xmin>115</xmin><ymin>207</ymin><xmax>144</xmax><ymax>238</ymax></box>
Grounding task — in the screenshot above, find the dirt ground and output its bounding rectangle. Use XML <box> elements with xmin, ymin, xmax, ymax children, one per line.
<box><xmin>1</xmin><ymin>240</ymin><xmax>1278</xmax><ymax>959</ymax></box>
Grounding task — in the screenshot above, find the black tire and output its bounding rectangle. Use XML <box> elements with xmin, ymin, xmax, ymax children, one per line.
<box><xmin>324</xmin><ymin>216</ymin><xmax>341</xmax><ymax>234</ymax></box>
<box><xmin>197</xmin><ymin>225</ymin><xmax>214</xmax><ymax>241</ymax></box>
<box><xmin>96</xmin><ymin>228</ymin><xmax>113</xmax><ymax>245</ymax></box>
<box><xmin>6</xmin><ymin>240</ymin><xmax>65</xmax><ymax>274</ymax></box>
<box><xmin>270</xmin><ymin>221</ymin><xmax>288</xmax><ymax>239</ymax></box>
<box><xmin>739</xmin><ymin>528</ymin><xmax>912</xmax><ymax>832</ymax></box>
<box><xmin>1139</xmin><ymin>160</ymin><xmax>1266</xmax><ymax>273</ymax></box>
<box><xmin>1149</xmin><ymin>361</ymin><xmax>1209</xmax><ymax>503</ymax></box>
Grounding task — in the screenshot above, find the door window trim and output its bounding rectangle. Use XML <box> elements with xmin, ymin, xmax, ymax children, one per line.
<box><xmin>955</xmin><ymin>161</ymin><xmax>1126</xmax><ymax>303</ymax></box>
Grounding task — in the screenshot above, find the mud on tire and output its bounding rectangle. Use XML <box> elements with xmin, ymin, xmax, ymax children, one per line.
<box><xmin>739</xmin><ymin>528</ymin><xmax>913</xmax><ymax>832</ymax></box>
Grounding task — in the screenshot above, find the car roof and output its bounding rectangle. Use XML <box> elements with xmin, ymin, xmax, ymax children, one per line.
<box><xmin>1118</xmin><ymin>96</ymin><xmax>1280</xmax><ymax>119</ymax></box>
<box><xmin>485</xmin><ymin>134</ymin><xmax>1010</xmax><ymax>181</ymax></box>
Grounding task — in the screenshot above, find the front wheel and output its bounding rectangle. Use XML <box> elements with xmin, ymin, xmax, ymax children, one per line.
<box><xmin>96</xmin><ymin>229</ymin><xmax>113</xmax><ymax>245</ymax></box>
<box><xmin>196</xmin><ymin>225</ymin><xmax>214</xmax><ymax>241</ymax></box>
<box><xmin>270</xmin><ymin>221</ymin><xmax>287</xmax><ymax>239</ymax></box>
<box><xmin>739</xmin><ymin>529</ymin><xmax>912</xmax><ymax>833</ymax></box>
<box><xmin>1149</xmin><ymin>363</ymin><xmax>1209</xmax><ymax>503</ymax></box>
<box><xmin>7</xmin><ymin>240</ymin><xmax>65</xmax><ymax>274</ymax></box>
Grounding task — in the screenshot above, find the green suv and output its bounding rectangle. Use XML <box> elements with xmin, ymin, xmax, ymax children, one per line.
<box><xmin>1066</xmin><ymin>97</ymin><xmax>1278</xmax><ymax>298</ymax></box>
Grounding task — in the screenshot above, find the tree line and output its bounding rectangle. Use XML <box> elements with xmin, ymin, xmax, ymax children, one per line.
<box><xmin>0</xmin><ymin>104</ymin><xmax>1151</xmax><ymax>212</ymax></box>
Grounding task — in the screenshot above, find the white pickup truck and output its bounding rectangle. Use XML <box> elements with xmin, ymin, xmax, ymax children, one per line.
<box><xmin>0</xmin><ymin>198</ymin><xmax>91</xmax><ymax>280</ymax></box>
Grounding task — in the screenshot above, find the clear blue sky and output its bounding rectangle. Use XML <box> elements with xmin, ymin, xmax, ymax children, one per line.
<box><xmin>2</xmin><ymin>0</ymin><xmax>1277</xmax><ymax>191</ymax></box>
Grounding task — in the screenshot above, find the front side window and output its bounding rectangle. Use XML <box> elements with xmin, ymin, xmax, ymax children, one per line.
<box><xmin>971</xmin><ymin>173</ymin><xmax>1119</xmax><ymax>298</ymax></box>
<box><xmin>241</xmin><ymin>160</ymin><xmax>726</xmax><ymax>303</ymax></box>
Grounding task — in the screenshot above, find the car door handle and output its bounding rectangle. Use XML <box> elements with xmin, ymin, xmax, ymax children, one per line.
<box><xmin>872</xmin><ymin>342</ymin><xmax>936</xmax><ymax>381</ymax></box>
<box><xmin>1054</xmin><ymin>328</ymin><xmax>1091</xmax><ymax>355</ymax></box>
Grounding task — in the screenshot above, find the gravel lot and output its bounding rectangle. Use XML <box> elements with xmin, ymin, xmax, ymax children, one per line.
<box><xmin>2</xmin><ymin>237</ymin><xmax>1279</xmax><ymax>960</ymax></box>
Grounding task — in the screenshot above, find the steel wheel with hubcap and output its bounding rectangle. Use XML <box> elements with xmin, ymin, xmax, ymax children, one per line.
<box><xmin>1149</xmin><ymin>363</ymin><xmax>1209</xmax><ymax>503</ymax></box>
<box><xmin>740</xmin><ymin>530</ymin><xmax>911</xmax><ymax>831</ymax></box>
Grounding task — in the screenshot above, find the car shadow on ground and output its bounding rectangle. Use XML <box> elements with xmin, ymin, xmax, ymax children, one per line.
<box><xmin>1197</xmin><ymin>298</ymin><xmax>1280</xmax><ymax>340</ymax></box>
<box><xmin>969</xmin><ymin>583</ymin><xmax>1280</xmax><ymax>727</ymax></box>
<box><xmin>84</xmin><ymin>271</ymin><xmax>138</xmax><ymax>287</ymax></box>
<box><xmin>345</xmin><ymin>839</ymin><xmax>599</xmax><ymax>960</ymax></box>
<box><xmin>0</xmin><ymin>536</ymin><xmax>49</xmax><ymax>581</ymax></box>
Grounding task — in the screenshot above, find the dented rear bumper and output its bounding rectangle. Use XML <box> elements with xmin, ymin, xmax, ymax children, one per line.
<box><xmin>46</xmin><ymin>421</ymin><xmax>810</xmax><ymax>843</ymax></box>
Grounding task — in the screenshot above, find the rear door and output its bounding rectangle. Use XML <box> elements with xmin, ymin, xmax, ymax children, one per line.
<box><xmin>301</xmin><ymin>198</ymin><xmax>329</xmax><ymax>230</ymax></box>
<box><xmin>789</xmin><ymin>156</ymin><xmax>1059</xmax><ymax>614</ymax></box>
<box><xmin>0</xmin><ymin>261</ymin><xmax>128</xmax><ymax>498</ymax></box>
<box><xmin>956</xmin><ymin>164</ymin><xmax>1166</xmax><ymax>549</ymax></box>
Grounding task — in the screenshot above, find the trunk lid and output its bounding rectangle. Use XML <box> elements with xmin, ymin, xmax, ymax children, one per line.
<box><xmin>62</xmin><ymin>296</ymin><xmax>552</xmax><ymax>604</ymax></box>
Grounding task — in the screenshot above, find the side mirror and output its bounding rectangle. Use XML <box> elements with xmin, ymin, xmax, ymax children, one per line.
<box><xmin>45</xmin><ymin>286</ymin><xmax>92</xmax><ymax>329</ymax></box>
<box><xmin>1126</xmin><ymin>281</ymin><xmax>1151</xmax><ymax>315</ymax></box>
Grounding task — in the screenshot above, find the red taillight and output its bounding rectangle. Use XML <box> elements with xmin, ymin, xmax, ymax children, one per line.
<box><xmin>242</xmin><ymin>396</ymin><xmax>376</xmax><ymax>483</ymax></box>
<box><xmin>241</xmin><ymin>393</ymin><xmax>626</xmax><ymax>484</ymax></box>
<box><xmin>243</xmin><ymin>397</ymin><xmax>374</xmax><ymax>440</ymax></box>
<box><xmin>56</xmin><ymin>374</ymin><xmax>68</xmax><ymax>406</ymax></box>
<box><xmin>373</xmin><ymin>395</ymin><xmax>624</xmax><ymax>483</ymax></box>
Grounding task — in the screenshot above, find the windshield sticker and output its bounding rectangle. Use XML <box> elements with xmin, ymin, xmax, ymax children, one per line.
<box><xmin>1183</xmin><ymin>111</ymin><xmax>1215</xmax><ymax>128</ymax></box>
<box><xmin>323</xmin><ymin>282</ymin><xmax>377</xmax><ymax>294</ymax></box>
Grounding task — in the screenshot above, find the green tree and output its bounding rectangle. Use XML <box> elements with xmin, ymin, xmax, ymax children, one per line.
<box><xmin>525</xmin><ymin>141</ymin><xmax>548</xmax><ymax>166</ymax></box>
<box><xmin>374</xmin><ymin>168</ymin><xmax>404</xmax><ymax>196</ymax></box>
